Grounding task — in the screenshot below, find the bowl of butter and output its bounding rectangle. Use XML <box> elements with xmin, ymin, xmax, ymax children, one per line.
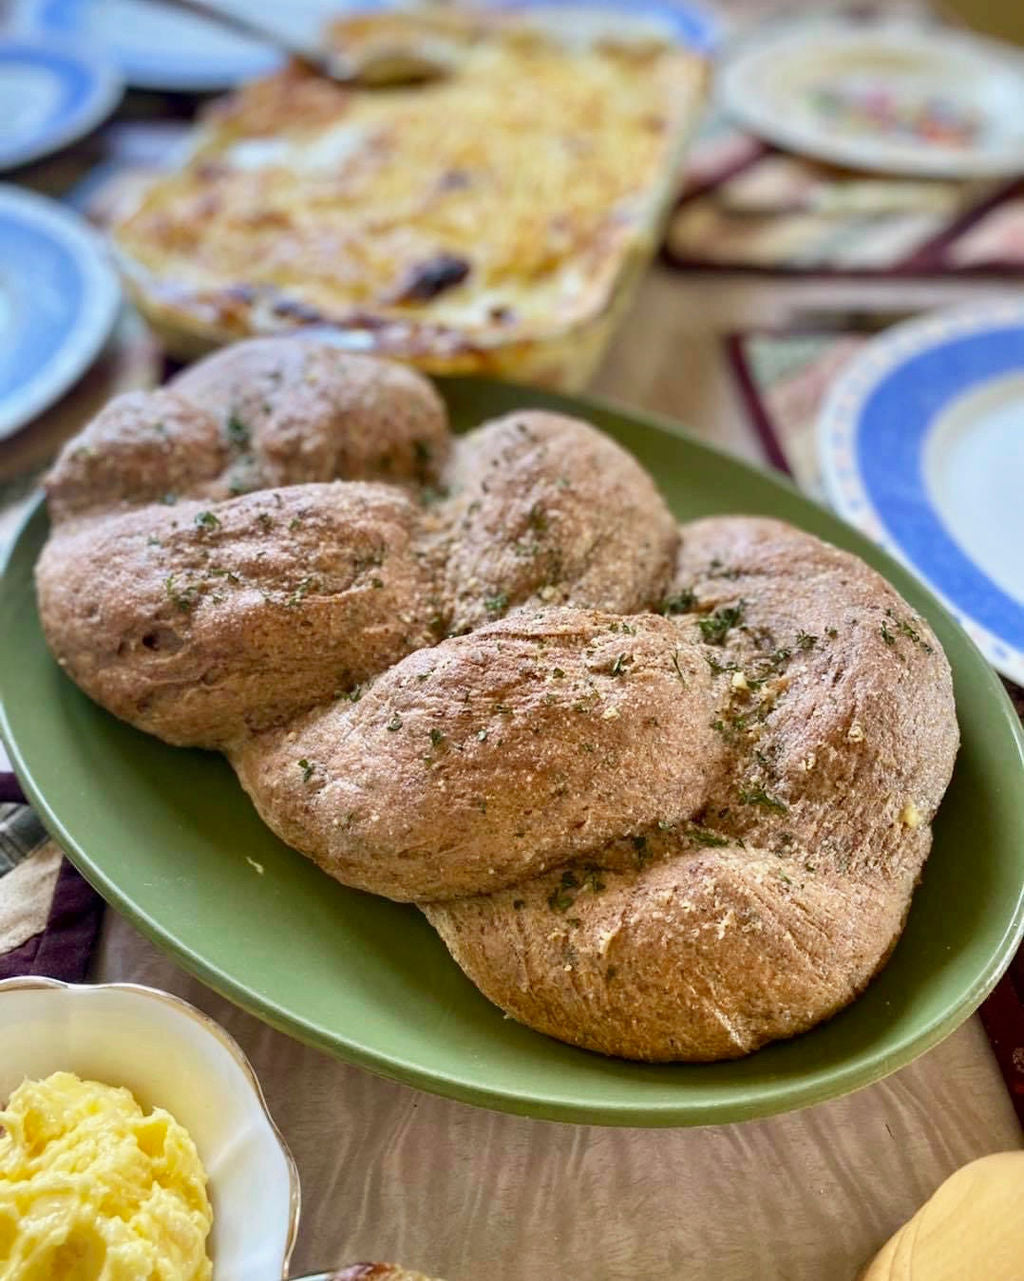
<box><xmin>0</xmin><ymin>975</ymin><xmax>298</xmax><ymax>1279</ymax></box>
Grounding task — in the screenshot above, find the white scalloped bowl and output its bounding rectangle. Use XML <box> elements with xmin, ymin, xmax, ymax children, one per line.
<box><xmin>0</xmin><ymin>977</ymin><xmax>299</xmax><ymax>1279</ymax></box>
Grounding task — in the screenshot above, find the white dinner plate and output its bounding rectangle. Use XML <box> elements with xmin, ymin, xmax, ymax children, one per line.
<box><xmin>819</xmin><ymin>299</ymin><xmax>1024</xmax><ymax>687</ymax></box>
<box><xmin>720</xmin><ymin>19</ymin><xmax>1024</xmax><ymax>178</ymax></box>
<box><xmin>19</xmin><ymin>0</ymin><xmax>718</xmax><ymax>92</ymax></box>
<box><xmin>0</xmin><ymin>34</ymin><xmax>121</xmax><ymax>170</ymax></box>
<box><xmin>0</xmin><ymin>185</ymin><xmax>120</xmax><ymax>440</ymax></box>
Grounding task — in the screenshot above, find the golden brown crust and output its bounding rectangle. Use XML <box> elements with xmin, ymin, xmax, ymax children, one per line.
<box><xmin>425</xmin><ymin>518</ymin><xmax>958</xmax><ymax>1060</ymax></box>
<box><xmin>169</xmin><ymin>338</ymin><xmax>450</xmax><ymax>490</ymax></box>
<box><xmin>438</xmin><ymin>411</ymin><xmax>678</xmax><ymax>633</ymax></box>
<box><xmin>230</xmin><ymin>609</ymin><xmax>721</xmax><ymax>900</ymax></box>
<box><xmin>37</xmin><ymin>484</ymin><xmax>440</xmax><ymax>748</ymax></box>
<box><xmin>37</xmin><ymin>346</ymin><xmax>959</xmax><ymax>1061</ymax></box>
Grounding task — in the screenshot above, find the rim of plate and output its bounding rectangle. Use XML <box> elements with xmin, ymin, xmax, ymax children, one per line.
<box><xmin>0</xmin><ymin>184</ymin><xmax>120</xmax><ymax>440</ymax></box>
<box><xmin>0</xmin><ymin>33</ymin><xmax>122</xmax><ymax>170</ymax></box>
<box><xmin>23</xmin><ymin>0</ymin><xmax>280</xmax><ymax>91</ymax></box>
<box><xmin>26</xmin><ymin>0</ymin><xmax>717</xmax><ymax>93</ymax></box>
<box><xmin>4</xmin><ymin>371</ymin><xmax>1024</xmax><ymax>1126</ymax></box>
<box><xmin>500</xmin><ymin>0</ymin><xmax>721</xmax><ymax>52</ymax></box>
<box><xmin>0</xmin><ymin>974</ymin><xmax>301</xmax><ymax>1277</ymax></box>
<box><xmin>818</xmin><ymin>297</ymin><xmax>1024</xmax><ymax>688</ymax></box>
<box><xmin>719</xmin><ymin>18</ymin><xmax>1024</xmax><ymax>178</ymax></box>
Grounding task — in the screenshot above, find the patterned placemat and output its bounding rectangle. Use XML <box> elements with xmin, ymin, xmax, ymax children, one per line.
<box><xmin>665</xmin><ymin>108</ymin><xmax>1024</xmax><ymax>276</ymax></box>
<box><xmin>726</xmin><ymin>315</ymin><xmax>1024</xmax><ymax>1122</ymax></box>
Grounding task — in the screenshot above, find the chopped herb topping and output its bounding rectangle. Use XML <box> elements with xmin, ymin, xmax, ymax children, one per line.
<box><xmin>484</xmin><ymin>592</ymin><xmax>509</xmax><ymax>616</ymax></box>
<box><xmin>547</xmin><ymin>870</ymin><xmax>579</xmax><ymax>912</ymax></box>
<box><xmin>161</xmin><ymin>492</ymin><xmax>178</xmax><ymax>506</ymax></box>
<box><xmin>165</xmin><ymin>574</ymin><xmax>198</xmax><ymax>614</ymax></box>
<box><xmin>796</xmin><ymin>630</ymin><xmax>817</xmax><ymax>651</ymax></box>
<box><xmin>226</xmin><ymin>412</ymin><xmax>250</xmax><ymax>447</ymax></box>
<box><xmin>885</xmin><ymin>608</ymin><xmax>934</xmax><ymax>653</ymax></box>
<box><xmin>194</xmin><ymin>510</ymin><xmax>220</xmax><ymax>532</ymax></box>
<box><xmin>610</xmin><ymin>652</ymin><xmax>629</xmax><ymax>677</ymax></box>
<box><xmin>429</xmin><ymin>728</ymin><xmax>445</xmax><ymax>748</ymax></box>
<box><xmin>297</xmin><ymin>758</ymin><xmax>314</xmax><ymax>783</ymax></box>
<box><xmin>687</xmin><ymin>824</ymin><xmax>730</xmax><ymax>847</ymax></box>
<box><xmin>739</xmin><ymin>786</ymin><xmax>788</xmax><ymax>813</ymax></box>
<box><xmin>419</xmin><ymin>484</ymin><xmax>450</xmax><ymax>508</ymax></box>
<box><xmin>671</xmin><ymin>650</ymin><xmax>687</xmax><ymax>684</ymax></box>
<box><xmin>256</xmin><ymin>512</ymin><xmax>273</xmax><ymax>532</ymax></box>
<box><xmin>552</xmin><ymin>667</ymin><xmax>566</xmax><ymax>679</ymax></box>
<box><xmin>285</xmin><ymin>576</ymin><xmax>318</xmax><ymax>608</ymax></box>
<box><xmin>477</xmin><ymin>728</ymin><xmax>488</xmax><ymax>742</ymax></box>
<box><xmin>527</xmin><ymin>503</ymin><xmax>548</xmax><ymax>534</ymax></box>
<box><xmin>880</xmin><ymin>621</ymin><xmax>897</xmax><ymax>646</ymax></box>
<box><xmin>632</xmin><ymin>834</ymin><xmax>653</xmax><ymax>869</ymax></box>
<box><xmin>386</xmin><ymin>713</ymin><xmax>403</xmax><ymax>732</ymax></box>
<box><xmin>698</xmin><ymin>602</ymin><xmax>745</xmax><ymax>646</ymax></box>
<box><xmin>661</xmin><ymin>588</ymin><xmax>696</xmax><ymax>616</ymax></box>
<box><xmin>825</xmin><ymin>626</ymin><xmax>839</xmax><ymax>639</ymax></box>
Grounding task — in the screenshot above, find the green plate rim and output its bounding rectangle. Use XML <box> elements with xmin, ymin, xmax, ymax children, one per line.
<box><xmin>3</xmin><ymin>376</ymin><xmax>1023</xmax><ymax>1127</ymax></box>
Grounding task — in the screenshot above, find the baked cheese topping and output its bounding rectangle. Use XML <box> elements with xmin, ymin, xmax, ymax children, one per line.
<box><xmin>112</xmin><ymin>9</ymin><xmax>703</xmax><ymax>350</ymax></box>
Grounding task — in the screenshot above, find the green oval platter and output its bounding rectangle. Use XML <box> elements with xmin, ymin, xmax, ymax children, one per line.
<box><xmin>2</xmin><ymin>377</ymin><xmax>1023</xmax><ymax>1126</ymax></box>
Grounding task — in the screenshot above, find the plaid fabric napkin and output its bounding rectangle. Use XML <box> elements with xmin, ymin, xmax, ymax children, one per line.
<box><xmin>726</xmin><ymin>318</ymin><xmax>1024</xmax><ymax>1122</ymax></box>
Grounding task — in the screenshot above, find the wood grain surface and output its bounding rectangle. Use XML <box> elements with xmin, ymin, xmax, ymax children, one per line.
<box><xmin>92</xmin><ymin>265</ymin><xmax>1023</xmax><ymax>1280</ymax></box>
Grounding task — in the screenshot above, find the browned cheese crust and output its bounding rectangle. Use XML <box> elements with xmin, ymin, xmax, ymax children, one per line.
<box><xmin>36</xmin><ymin>339</ymin><xmax>959</xmax><ymax>1060</ymax></box>
<box><xmin>425</xmin><ymin>517</ymin><xmax>959</xmax><ymax>1060</ymax></box>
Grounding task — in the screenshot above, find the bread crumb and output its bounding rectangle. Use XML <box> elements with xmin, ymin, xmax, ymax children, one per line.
<box><xmin>847</xmin><ymin>721</ymin><xmax>865</xmax><ymax>742</ymax></box>
<box><xmin>539</xmin><ymin>585</ymin><xmax>558</xmax><ymax>602</ymax></box>
<box><xmin>899</xmin><ymin>800</ymin><xmax>922</xmax><ymax>829</ymax></box>
<box><xmin>800</xmin><ymin>752</ymin><xmax>817</xmax><ymax>772</ymax></box>
<box><xmin>601</xmin><ymin>705</ymin><xmax>620</xmax><ymax>720</ymax></box>
<box><xmin>731</xmin><ymin>670</ymin><xmax>749</xmax><ymax>692</ymax></box>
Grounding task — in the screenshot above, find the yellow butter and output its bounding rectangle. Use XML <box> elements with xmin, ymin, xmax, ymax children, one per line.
<box><xmin>0</xmin><ymin>1071</ymin><xmax>212</xmax><ymax>1281</ymax></box>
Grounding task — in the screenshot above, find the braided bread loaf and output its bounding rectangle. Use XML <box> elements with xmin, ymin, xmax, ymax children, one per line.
<box><xmin>37</xmin><ymin>339</ymin><xmax>958</xmax><ymax>1061</ymax></box>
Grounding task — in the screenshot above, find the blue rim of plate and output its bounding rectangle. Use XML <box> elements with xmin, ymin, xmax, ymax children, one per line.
<box><xmin>28</xmin><ymin>0</ymin><xmax>282</xmax><ymax>90</ymax></box>
<box><xmin>819</xmin><ymin>299</ymin><xmax>1024</xmax><ymax>688</ymax></box>
<box><xmin>0</xmin><ymin>185</ymin><xmax>120</xmax><ymax>440</ymax></box>
<box><xmin>27</xmin><ymin>0</ymin><xmax>718</xmax><ymax>92</ymax></box>
<box><xmin>0</xmin><ymin>34</ymin><xmax>122</xmax><ymax>170</ymax></box>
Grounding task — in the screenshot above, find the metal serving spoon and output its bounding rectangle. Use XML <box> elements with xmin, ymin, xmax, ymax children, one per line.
<box><xmin>147</xmin><ymin>0</ymin><xmax>454</xmax><ymax>84</ymax></box>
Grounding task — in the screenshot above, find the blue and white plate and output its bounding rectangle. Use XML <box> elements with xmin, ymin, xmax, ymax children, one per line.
<box><xmin>819</xmin><ymin>300</ymin><xmax>1024</xmax><ymax>686</ymax></box>
<box><xmin>20</xmin><ymin>0</ymin><xmax>718</xmax><ymax>93</ymax></box>
<box><xmin>0</xmin><ymin>185</ymin><xmax>120</xmax><ymax>440</ymax></box>
<box><xmin>0</xmin><ymin>35</ymin><xmax>121</xmax><ymax>170</ymax></box>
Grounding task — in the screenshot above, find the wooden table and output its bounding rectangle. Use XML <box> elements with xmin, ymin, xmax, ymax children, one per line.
<box><xmin>93</xmin><ymin>263</ymin><xmax>1023</xmax><ymax>1280</ymax></box>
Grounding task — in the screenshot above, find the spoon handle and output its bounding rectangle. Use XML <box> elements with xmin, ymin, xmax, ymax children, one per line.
<box><xmin>145</xmin><ymin>0</ymin><xmax>331</xmax><ymax>77</ymax></box>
